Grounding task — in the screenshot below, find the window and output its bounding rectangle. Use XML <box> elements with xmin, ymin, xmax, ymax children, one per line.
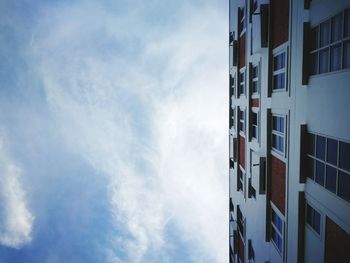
<box><xmin>239</xmin><ymin>69</ymin><xmax>246</xmax><ymax>96</ymax></box>
<box><xmin>238</xmin><ymin>166</ymin><xmax>246</xmax><ymax>197</ymax></box>
<box><xmin>306</xmin><ymin>132</ymin><xmax>350</xmax><ymax>203</ymax></box>
<box><xmin>273</xmin><ymin>51</ymin><xmax>287</xmax><ymax>90</ymax></box>
<box><xmin>239</xmin><ymin>6</ymin><xmax>246</xmax><ymax>35</ymax></box>
<box><xmin>272</xmin><ymin>115</ymin><xmax>286</xmax><ymax>155</ymax></box>
<box><xmin>271</xmin><ymin>206</ymin><xmax>284</xmax><ymax>254</ymax></box>
<box><xmin>251</xmin><ymin>111</ymin><xmax>259</xmax><ymax>141</ymax></box>
<box><xmin>237</xmin><ymin>206</ymin><xmax>245</xmax><ymax>239</ymax></box>
<box><xmin>310</xmin><ymin>8</ymin><xmax>350</xmax><ymax>75</ymax></box>
<box><xmin>248</xmin><ymin>178</ymin><xmax>256</xmax><ymax>199</ymax></box>
<box><xmin>251</xmin><ymin>64</ymin><xmax>259</xmax><ymax>95</ymax></box>
<box><xmin>239</xmin><ymin>109</ymin><xmax>246</xmax><ymax>134</ymax></box>
<box><xmin>248</xmin><ymin>239</ymin><xmax>255</xmax><ymax>263</ymax></box>
<box><xmin>306</xmin><ymin>203</ymin><xmax>321</xmax><ymax>235</ymax></box>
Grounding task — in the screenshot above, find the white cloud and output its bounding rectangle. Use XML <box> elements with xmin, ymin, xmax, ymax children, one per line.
<box><xmin>26</xmin><ymin>0</ymin><xmax>228</xmax><ymax>262</ymax></box>
<box><xmin>0</xmin><ymin>136</ymin><xmax>34</xmax><ymax>249</ymax></box>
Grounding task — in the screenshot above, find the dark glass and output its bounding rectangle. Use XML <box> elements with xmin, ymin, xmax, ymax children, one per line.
<box><xmin>316</xmin><ymin>136</ymin><xmax>326</xmax><ymax>160</ymax></box>
<box><xmin>338</xmin><ymin>171</ymin><xmax>350</xmax><ymax>202</ymax></box>
<box><xmin>252</xmin><ymin>81</ymin><xmax>258</xmax><ymax>93</ymax></box>
<box><xmin>273</xmin><ymin>73</ymin><xmax>285</xmax><ymax>90</ymax></box>
<box><xmin>310</xmin><ymin>52</ymin><xmax>318</xmax><ymax>75</ymax></box>
<box><xmin>343</xmin><ymin>41</ymin><xmax>350</xmax><ymax>69</ymax></box>
<box><xmin>320</xmin><ymin>20</ymin><xmax>330</xmax><ymax>47</ymax></box>
<box><xmin>331</xmin><ymin>13</ymin><xmax>342</xmax><ymax>42</ymax></box>
<box><xmin>307</xmin><ymin>133</ymin><xmax>315</xmax><ymax>155</ymax></box>
<box><xmin>252</xmin><ymin>66</ymin><xmax>258</xmax><ymax>78</ymax></box>
<box><xmin>274</xmin><ymin>53</ymin><xmax>285</xmax><ymax>71</ymax></box>
<box><xmin>313</xmin><ymin>210</ymin><xmax>321</xmax><ymax>234</ymax></box>
<box><xmin>345</xmin><ymin>8</ymin><xmax>350</xmax><ymax>37</ymax></box>
<box><xmin>326</xmin><ymin>165</ymin><xmax>337</xmax><ymax>193</ymax></box>
<box><xmin>327</xmin><ymin>138</ymin><xmax>338</xmax><ymax>165</ymax></box>
<box><xmin>306</xmin><ymin>204</ymin><xmax>312</xmax><ymax>225</ymax></box>
<box><xmin>252</xmin><ymin>112</ymin><xmax>257</xmax><ymax>125</ymax></box>
<box><xmin>311</xmin><ymin>27</ymin><xmax>319</xmax><ymax>50</ymax></box>
<box><xmin>315</xmin><ymin>161</ymin><xmax>325</xmax><ymax>186</ymax></box>
<box><xmin>339</xmin><ymin>141</ymin><xmax>350</xmax><ymax>171</ymax></box>
<box><xmin>330</xmin><ymin>44</ymin><xmax>341</xmax><ymax>71</ymax></box>
<box><xmin>307</xmin><ymin>157</ymin><xmax>315</xmax><ymax>180</ymax></box>
<box><xmin>319</xmin><ymin>48</ymin><xmax>329</xmax><ymax>73</ymax></box>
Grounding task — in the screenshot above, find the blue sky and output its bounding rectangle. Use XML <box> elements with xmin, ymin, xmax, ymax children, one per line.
<box><xmin>0</xmin><ymin>1</ymin><xmax>228</xmax><ymax>262</ymax></box>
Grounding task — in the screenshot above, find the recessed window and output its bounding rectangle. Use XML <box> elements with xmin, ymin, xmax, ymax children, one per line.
<box><xmin>251</xmin><ymin>112</ymin><xmax>259</xmax><ymax>140</ymax></box>
<box><xmin>239</xmin><ymin>109</ymin><xmax>246</xmax><ymax>134</ymax></box>
<box><xmin>273</xmin><ymin>51</ymin><xmax>287</xmax><ymax>90</ymax></box>
<box><xmin>272</xmin><ymin>115</ymin><xmax>286</xmax><ymax>155</ymax></box>
<box><xmin>239</xmin><ymin>7</ymin><xmax>246</xmax><ymax>35</ymax></box>
<box><xmin>306</xmin><ymin>132</ymin><xmax>350</xmax><ymax>203</ymax></box>
<box><xmin>306</xmin><ymin>203</ymin><xmax>321</xmax><ymax>234</ymax></box>
<box><xmin>310</xmin><ymin>8</ymin><xmax>350</xmax><ymax>75</ymax></box>
<box><xmin>239</xmin><ymin>69</ymin><xmax>246</xmax><ymax>96</ymax></box>
<box><xmin>251</xmin><ymin>64</ymin><xmax>259</xmax><ymax>94</ymax></box>
<box><xmin>237</xmin><ymin>206</ymin><xmax>245</xmax><ymax>239</ymax></box>
<box><xmin>338</xmin><ymin>171</ymin><xmax>350</xmax><ymax>202</ymax></box>
<box><xmin>271</xmin><ymin>207</ymin><xmax>284</xmax><ymax>254</ymax></box>
<box><xmin>238</xmin><ymin>167</ymin><xmax>244</xmax><ymax>192</ymax></box>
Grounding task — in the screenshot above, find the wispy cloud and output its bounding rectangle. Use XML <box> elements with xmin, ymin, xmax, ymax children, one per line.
<box><xmin>0</xmin><ymin>135</ymin><xmax>34</xmax><ymax>249</ymax></box>
<box><xmin>0</xmin><ymin>0</ymin><xmax>228</xmax><ymax>262</ymax></box>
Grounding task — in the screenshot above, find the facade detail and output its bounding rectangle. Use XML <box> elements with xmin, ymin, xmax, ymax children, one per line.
<box><xmin>228</xmin><ymin>0</ymin><xmax>350</xmax><ymax>262</ymax></box>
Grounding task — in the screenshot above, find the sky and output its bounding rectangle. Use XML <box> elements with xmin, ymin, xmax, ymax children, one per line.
<box><xmin>0</xmin><ymin>1</ymin><xmax>229</xmax><ymax>262</ymax></box>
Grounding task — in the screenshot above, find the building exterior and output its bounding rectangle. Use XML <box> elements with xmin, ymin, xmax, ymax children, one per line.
<box><xmin>228</xmin><ymin>0</ymin><xmax>350</xmax><ymax>262</ymax></box>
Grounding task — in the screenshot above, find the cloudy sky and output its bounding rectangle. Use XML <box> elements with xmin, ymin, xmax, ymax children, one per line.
<box><xmin>0</xmin><ymin>0</ymin><xmax>228</xmax><ymax>262</ymax></box>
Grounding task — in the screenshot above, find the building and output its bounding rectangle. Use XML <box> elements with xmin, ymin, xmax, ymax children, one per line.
<box><xmin>228</xmin><ymin>0</ymin><xmax>350</xmax><ymax>262</ymax></box>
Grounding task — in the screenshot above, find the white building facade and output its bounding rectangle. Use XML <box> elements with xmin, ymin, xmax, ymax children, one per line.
<box><xmin>229</xmin><ymin>0</ymin><xmax>350</xmax><ymax>262</ymax></box>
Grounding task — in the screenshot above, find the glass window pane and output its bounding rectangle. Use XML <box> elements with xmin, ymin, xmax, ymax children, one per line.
<box><xmin>316</xmin><ymin>135</ymin><xmax>326</xmax><ymax>160</ymax></box>
<box><xmin>330</xmin><ymin>44</ymin><xmax>341</xmax><ymax>71</ymax></box>
<box><xmin>327</xmin><ymin>138</ymin><xmax>338</xmax><ymax>165</ymax></box>
<box><xmin>343</xmin><ymin>40</ymin><xmax>350</xmax><ymax>69</ymax></box>
<box><xmin>338</xmin><ymin>171</ymin><xmax>350</xmax><ymax>202</ymax></box>
<box><xmin>326</xmin><ymin>165</ymin><xmax>337</xmax><ymax>193</ymax></box>
<box><xmin>310</xmin><ymin>52</ymin><xmax>318</xmax><ymax>75</ymax></box>
<box><xmin>279</xmin><ymin>117</ymin><xmax>284</xmax><ymax>133</ymax></box>
<box><xmin>307</xmin><ymin>157</ymin><xmax>315</xmax><ymax>180</ymax></box>
<box><xmin>315</xmin><ymin>161</ymin><xmax>325</xmax><ymax>186</ymax></box>
<box><xmin>331</xmin><ymin>13</ymin><xmax>342</xmax><ymax>42</ymax></box>
<box><xmin>345</xmin><ymin>8</ymin><xmax>350</xmax><ymax>38</ymax></box>
<box><xmin>307</xmin><ymin>133</ymin><xmax>315</xmax><ymax>156</ymax></box>
<box><xmin>311</xmin><ymin>27</ymin><xmax>319</xmax><ymax>50</ymax></box>
<box><xmin>319</xmin><ymin>48</ymin><xmax>329</xmax><ymax>73</ymax></box>
<box><xmin>313</xmin><ymin>210</ymin><xmax>321</xmax><ymax>234</ymax></box>
<box><xmin>306</xmin><ymin>204</ymin><xmax>312</xmax><ymax>225</ymax></box>
<box><xmin>278</xmin><ymin>136</ymin><xmax>284</xmax><ymax>152</ymax></box>
<box><xmin>320</xmin><ymin>20</ymin><xmax>330</xmax><ymax>47</ymax></box>
<box><xmin>339</xmin><ymin>141</ymin><xmax>350</xmax><ymax>171</ymax></box>
<box><xmin>274</xmin><ymin>53</ymin><xmax>285</xmax><ymax>71</ymax></box>
<box><xmin>273</xmin><ymin>74</ymin><xmax>285</xmax><ymax>90</ymax></box>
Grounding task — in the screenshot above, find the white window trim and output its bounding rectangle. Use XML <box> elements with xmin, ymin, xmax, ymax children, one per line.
<box><xmin>272</xmin><ymin>46</ymin><xmax>288</xmax><ymax>92</ymax></box>
<box><xmin>251</xmin><ymin>109</ymin><xmax>259</xmax><ymax>143</ymax></box>
<box><xmin>271</xmin><ymin>114</ymin><xmax>287</xmax><ymax>159</ymax></box>
<box><xmin>239</xmin><ymin>68</ymin><xmax>246</xmax><ymax>96</ymax></box>
<box><xmin>251</xmin><ymin>62</ymin><xmax>260</xmax><ymax>97</ymax></box>
<box><xmin>305</xmin><ymin>202</ymin><xmax>323</xmax><ymax>238</ymax></box>
<box><xmin>239</xmin><ymin>109</ymin><xmax>246</xmax><ymax>137</ymax></box>
<box><xmin>270</xmin><ymin>203</ymin><xmax>285</xmax><ymax>257</ymax></box>
<box><xmin>239</xmin><ymin>6</ymin><xmax>246</xmax><ymax>37</ymax></box>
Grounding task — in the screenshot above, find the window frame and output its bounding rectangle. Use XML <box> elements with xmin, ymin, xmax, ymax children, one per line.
<box><xmin>306</xmin><ymin>132</ymin><xmax>350</xmax><ymax>203</ymax></box>
<box><xmin>270</xmin><ymin>204</ymin><xmax>284</xmax><ymax>256</ymax></box>
<box><xmin>239</xmin><ymin>68</ymin><xmax>246</xmax><ymax>96</ymax></box>
<box><xmin>272</xmin><ymin>48</ymin><xmax>288</xmax><ymax>92</ymax></box>
<box><xmin>309</xmin><ymin>8</ymin><xmax>350</xmax><ymax>76</ymax></box>
<box><xmin>239</xmin><ymin>5</ymin><xmax>246</xmax><ymax>37</ymax></box>
<box><xmin>239</xmin><ymin>108</ymin><xmax>246</xmax><ymax>136</ymax></box>
<box><xmin>305</xmin><ymin>202</ymin><xmax>322</xmax><ymax>236</ymax></box>
<box><xmin>251</xmin><ymin>62</ymin><xmax>260</xmax><ymax>96</ymax></box>
<box><xmin>271</xmin><ymin>115</ymin><xmax>287</xmax><ymax>158</ymax></box>
<box><xmin>251</xmin><ymin>110</ymin><xmax>259</xmax><ymax>142</ymax></box>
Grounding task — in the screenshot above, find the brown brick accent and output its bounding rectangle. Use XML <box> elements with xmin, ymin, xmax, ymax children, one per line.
<box><xmin>251</xmin><ymin>98</ymin><xmax>259</xmax><ymax>108</ymax></box>
<box><xmin>239</xmin><ymin>135</ymin><xmax>245</xmax><ymax>169</ymax></box>
<box><xmin>271</xmin><ymin>0</ymin><xmax>289</xmax><ymax>48</ymax></box>
<box><xmin>239</xmin><ymin>34</ymin><xmax>246</xmax><ymax>69</ymax></box>
<box><xmin>270</xmin><ymin>155</ymin><xmax>286</xmax><ymax>215</ymax></box>
<box><xmin>238</xmin><ymin>235</ymin><xmax>245</xmax><ymax>263</ymax></box>
<box><xmin>325</xmin><ymin>217</ymin><xmax>350</xmax><ymax>263</ymax></box>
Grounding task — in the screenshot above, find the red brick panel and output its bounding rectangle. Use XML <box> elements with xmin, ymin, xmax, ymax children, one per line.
<box><xmin>271</xmin><ymin>0</ymin><xmax>289</xmax><ymax>48</ymax></box>
<box><xmin>325</xmin><ymin>217</ymin><xmax>350</xmax><ymax>263</ymax></box>
<box><xmin>251</xmin><ymin>98</ymin><xmax>259</xmax><ymax>108</ymax></box>
<box><xmin>238</xmin><ymin>235</ymin><xmax>245</xmax><ymax>263</ymax></box>
<box><xmin>270</xmin><ymin>155</ymin><xmax>286</xmax><ymax>215</ymax></box>
<box><xmin>239</xmin><ymin>135</ymin><xmax>245</xmax><ymax>169</ymax></box>
<box><xmin>239</xmin><ymin>34</ymin><xmax>246</xmax><ymax>69</ymax></box>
